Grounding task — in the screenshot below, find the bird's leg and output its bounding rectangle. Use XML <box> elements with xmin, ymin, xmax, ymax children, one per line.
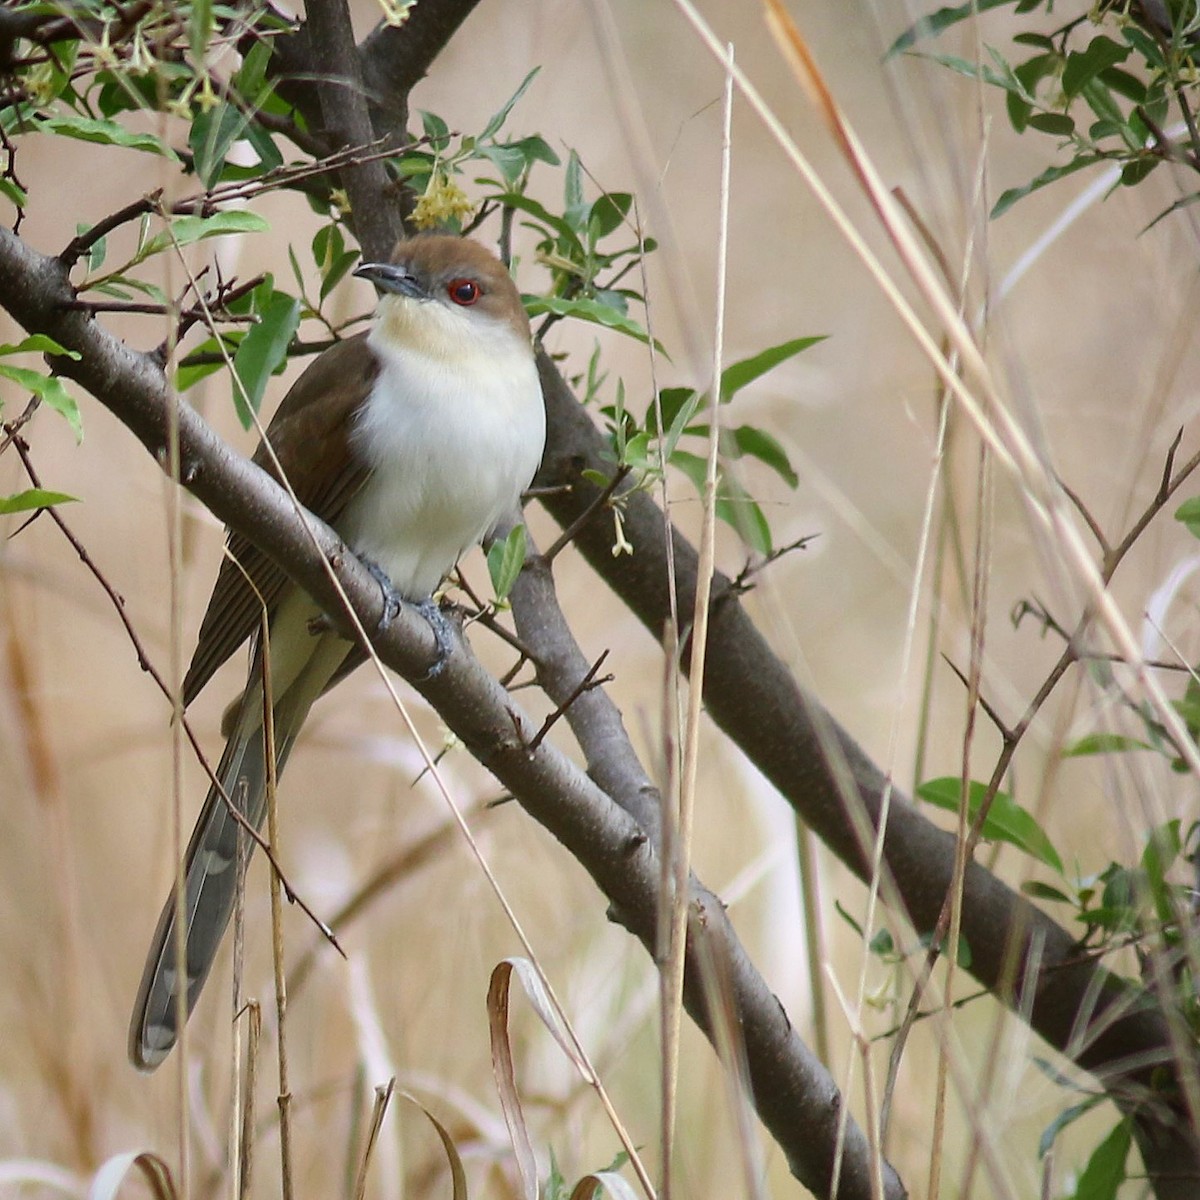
<box><xmin>412</xmin><ymin>597</ymin><xmax>455</xmax><ymax>679</ymax></box>
<box><xmin>359</xmin><ymin>555</ymin><xmax>454</xmax><ymax>678</ymax></box>
<box><xmin>360</xmin><ymin>555</ymin><xmax>403</xmax><ymax>630</ymax></box>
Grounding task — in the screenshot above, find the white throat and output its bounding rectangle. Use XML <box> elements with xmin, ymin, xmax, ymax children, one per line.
<box><xmin>340</xmin><ymin>312</ymin><xmax>545</xmax><ymax>600</ymax></box>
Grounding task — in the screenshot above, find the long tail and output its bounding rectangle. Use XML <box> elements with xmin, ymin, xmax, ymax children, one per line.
<box><xmin>128</xmin><ymin>689</ymin><xmax>302</xmax><ymax>1071</ymax></box>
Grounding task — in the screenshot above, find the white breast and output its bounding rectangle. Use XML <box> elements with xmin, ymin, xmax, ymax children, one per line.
<box><xmin>340</xmin><ymin>322</ymin><xmax>545</xmax><ymax>600</ymax></box>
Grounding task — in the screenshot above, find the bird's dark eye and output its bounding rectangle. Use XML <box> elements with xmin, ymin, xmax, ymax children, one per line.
<box><xmin>447</xmin><ymin>278</ymin><xmax>480</xmax><ymax>306</ymax></box>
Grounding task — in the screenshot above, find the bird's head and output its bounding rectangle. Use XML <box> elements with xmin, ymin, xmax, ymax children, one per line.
<box><xmin>354</xmin><ymin>235</ymin><xmax>532</xmax><ymax>361</ymax></box>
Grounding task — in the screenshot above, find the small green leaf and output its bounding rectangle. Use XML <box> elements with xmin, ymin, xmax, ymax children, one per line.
<box><xmin>486</xmin><ymin>524</ymin><xmax>528</xmax><ymax>603</ymax></box>
<box><xmin>234</xmin><ymin>39</ymin><xmax>272</xmax><ymax>97</ymax></box>
<box><xmin>1038</xmin><ymin>1097</ymin><xmax>1104</xmax><ymax>1160</ymax></box>
<box><xmin>522</xmin><ymin>294</ymin><xmax>654</xmax><ymax>346</ymax></box>
<box><xmin>670</xmin><ymin>451</ymin><xmax>773</xmax><ymax>554</ymax></box>
<box><xmin>916</xmin><ymin>777</ymin><xmax>1064</xmax><ymax>874</ymax></box>
<box><xmin>419</xmin><ymin>109</ymin><xmax>451</xmax><ymax>150</ymax></box>
<box><xmin>0</xmin><ymin>335</ymin><xmax>80</xmax><ymax>361</ymax></box>
<box><xmin>189</xmin><ymin>103</ymin><xmax>248</xmax><ymax>189</ymax></box>
<box><xmin>646</xmin><ymin>386</ymin><xmax>698</xmax><ymax>437</ymax></box>
<box><xmin>869</xmin><ymin>927</ymin><xmax>896</xmax><ymax>957</ymax></box>
<box><xmin>564</xmin><ymin>150</ymin><xmax>586</xmax><ymax>229</ymax></box>
<box><xmin>719</xmin><ymin>336</ymin><xmax>825</xmax><ymax>400</ymax></box>
<box><xmin>189</xmin><ymin>0</ymin><xmax>213</xmax><ymax>65</ymax></box>
<box><xmin>1022</xmin><ymin>880</ymin><xmax>1075</xmax><ymax>905</ymax></box>
<box><xmin>40</xmin><ymin>114</ymin><xmax>178</xmax><ymax>160</ymax></box>
<box><xmin>0</xmin><ymin>364</ymin><xmax>82</xmax><ymax>441</ymax></box>
<box><xmin>0</xmin><ymin>176</ymin><xmax>27</xmax><ymax>209</ymax></box>
<box><xmin>494</xmin><ymin>192</ymin><xmax>586</xmax><ymax>259</ymax></box>
<box><xmin>176</xmin><ymin>348</ymin><xmax>226</xmax><ymax>391</ymax></box>
<box><xmin>588</xmin><ymin>192</ymin><xmax>632</xmax><ymax>241</ymax></box>
<box><xmin>0</xmin><ymin>488</ymin><xmax>78</xmax><ymax>515</ymax></box>
<box><xmin>1069</xmin><ymin>1118</ymin><xmax>1130</xmax><ymax>1200</ymax></box>
<box><xmin>1063</xmin><ymin>732</ymin><xmax>1153</xmax><ymax>757</ymax></box>
<box><xmin>886</xmin><ymin>0</ymin><xmax>1018</xmax><ymax>56</ymax></box>
<box><xmin>992</xmin><ymin>155</ymin><xmax>1105</xmax><ymax>219</ymax></box>
<box><xmin>479</xmin><ymin>67</ymin><xmax>541</xmax><ymax>142</ymax></box>
<box><xmin>915</xmin><ymin>51</ymin><xmax>1011</xmax><ymax>90</ymax></box>
<box><xmin>231</xmin><ymin>290</ymin><xmax>301</xmax><ymax>426</ymax></box>
<box><xmin>1175</xmin><ymin>496</ymin><xmax>1200</xmax><ymax>537</ymax></box>
<box><xmin>1120</xmin><ymin>157</ymin><xmax>1158</xmax><ymax>187</ymax></box>
<box><xmin>319</xmin><ymin>249</ymin><xmax>360</xmax><ymax>301</ymax></box>
<box><xmin>1062</xmin><ymin>36</ymin><xmax>1130</xmax><ymax>99</ymax></box>
<box><xmin>142</xmin><ymin>210</ymin><xmax>269</xmax><ymax>259</ymax></box>
<box><xmin>725</xmin><ymin>425</ymin><xmax>799</xmax><ymax>488</ymax></box>
<box><xmin>1027</xmin><ymin>112</ymin><xmax>1075</xmax><ymax>136</ymax></box>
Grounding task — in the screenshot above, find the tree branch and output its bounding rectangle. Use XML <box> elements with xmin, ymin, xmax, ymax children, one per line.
<box><xmin>0</xmin><ymin>224</ymin><xmax>901</xmax><ymax>1200</ymax></box>
<box><xmin>531</xmin><ymin>354</ymin><xmax>1200</xmax><ymax>1194</ymax></box>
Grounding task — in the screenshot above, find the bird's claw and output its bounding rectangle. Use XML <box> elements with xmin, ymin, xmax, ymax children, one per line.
<box><xmin>414</xmin><ymin>597</ymin><xmax>456</xmax><ymax>679</ymax></box>
<box><xmin>361</xmin><ymin>555</ymin><xmax>403</xmax><ymax>631</ymax></box>
<box><xmin>358</xmin><ymin>554</ymin><xmax>455</xmax><ymax>679</ymax></box>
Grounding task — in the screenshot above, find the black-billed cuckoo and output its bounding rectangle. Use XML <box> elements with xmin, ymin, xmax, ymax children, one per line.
<box><xmin>129</xmin><ymin>234</ymin><xmax>546</xmax><ymax>1070</ymax></box>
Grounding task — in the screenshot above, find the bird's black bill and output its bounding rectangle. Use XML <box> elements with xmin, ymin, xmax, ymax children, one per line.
<box><xmin>353</xmin><ymin>261</ymin><xmax>428</xmax><ymax>300</ymax></box>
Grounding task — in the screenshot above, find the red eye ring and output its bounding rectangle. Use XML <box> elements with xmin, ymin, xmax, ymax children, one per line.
<box><xmin>447</xmin><ymin>278</ymin><xmax>480</xmax><ymax>306</ymax></box>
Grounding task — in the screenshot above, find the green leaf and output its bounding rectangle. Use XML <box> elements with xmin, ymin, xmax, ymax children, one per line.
<box><xmin>1120</xmin><ymin>157</ymin><xmax>1158</xmax><ymax>187</ymax></box>
<box><xmin>589</xmin><ymin>192</ymin><xmax>633</xmax><ymax>241</ymax></box>
<box><xmin>0</xmin><ymin>335</ymin><xmax>80</xmax><ymax>361</ymax></box>
<box><xmin>493</xmin><ymin>193</ymin><xmax>585</xmax><ymax>259</ymax></box>
<box><xmin>419</xmin><ymin>109</ymin><xmax>451</xmax><ymax>151</ymax></box>
<box><xmin>141</xmin><ymin>210</ymin><xmax>269</xmax><ymax>259</ymax></box>
<box><xmin>189</xmin><ymin>0</ymin><xmax>213</xmax><ymax>65</ymax></box>
<box><xmin>313</xmin><ymin>223</ymin><xmax>359</xmax><ymax>300</ymax></box>
<box><xmin>564</xmin><ymin>150</ymin><xmax>587</xmax><ymax>230</ymax></box>
<box><xmin>1175</xmin><ymin>496</ymin><xmax>1200</xmax><ymax>537</ymax></box>
<box><xmin>479</xmin><ymin>67</ymin><xmax>540</xmax><ymax>142</ymax></box>
<box><xmin>719</xmin><ymin>336</ymin><xmax>825</xmax><ymax>400</ymax></box>
<box><xmin>522</xmin><ymin>294</ymin><xmax>654</xmax><ymax>346</ymax></box>
<box><xmin>0</xmin><ymin>176</ymin><xmax>27</xmax><ymax>210</ymax></box>
<box><xmin>1027</xmin><ymin>112</ymin><xmax>1075</xmax><ymax>136</ymax></box>
<box><xmin>0</xmin><ymin>488</ymin><xmax>78</xmax><ymax>515</ymax></box>
<box><xmin>1069</xmin><ymin>1118</ymin><xmax>1130</xmax><ymax>1200</ymax></box>
<box><xmin>486</xmin><ymin>524</ymin><xmax>527</xmax><ymax>603</ymax></box>
<box><xmin>916</xmin><ymin>777</ymin><xmax>1064</xmax><ymax>874</ymax></box>
<box><xmin>725</xmin><ymin>425</ymin><xmax>799</xmax><ymax>488</ymax></box>
<box><xmin>1038</xmin><ymin>1097</ymin><xmax>1104</xmax><ymax>1160</ymax></box>
<box><xmin>234</xmin><ymin>38</ymin><xmax>272</xmax><ymax>98</ymax></box>
<box><xmin>886</xmin><ymin>0</ymin><xmax>1018</xmax><ymax>56</ymax></box>
<box><xmin>992</xmin><ymin>155</ymin><xmax>1105</xmax><ymax>219</ymax></box>
<box><xmin>189</xmin><ymin>103</ymin><xmax>248</xmax><ymax>189</ymax></box>
<box><xmin>1062</xmin><ymin>36</ymin><xmax>1130</xmax><ymax>99</ymax></box>
<box><xmin>1100</xmin><ymin>66</ymin><xmax>1147</xmax><ymax>105</ymax></box>
<box><xmin>646</xmin><ymin>386</ymin><xmax>698</xmax><ymax>436</ymax></box>
<box><xmin>0</xmin><ymin>364</ymin><xmax>82</xmax><ymax>441</ymax></box>
<box><xmin>175</xmin><ymin>347</ymin><xmax>226</xmax><ymax>391</ymax></box>
<box><xmin>1063</xmin><ymin>732</ymin><xmax>1153</xmax><ymax>757</ymax></box>
<box><xmin>916</xmin><ymin>51</ymin><xmax>1012</xmax><ymax>90</ymax></box>
<box><xmin>39</xmin><ymin>115</ymin><xmax>178</xmax><ymax>160</ymax></box>
<box><xmin>1021</xmin><ymin>880</ymin><xmax>1075</xmax><ymax>905</ymax></box>
<box><xmin>231</xmin><ymin>290</ymin><xmax>300</xmax><ymax>426</ymax></box>
<box><xmin>320</xmin><ymin>249</ymin><xmax>360</xmax><ymax>301</ymax></box>
<box><xmin>869</xmin><ymin>927</ymin><xmax>896</xmax><ymax>957</ymax></box>
<box><xmin>671</xmin><ymin>451</ymin><xmax>773</xmax><ymax>554</ymax></box>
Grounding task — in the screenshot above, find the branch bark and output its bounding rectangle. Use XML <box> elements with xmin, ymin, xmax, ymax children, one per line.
<box><xmin>0</xmin><ymin>225</ymin><xmax>902</xmax><ymax>1200</ymax></box>
<box><xmin>532</xmin><ymin>356</ymin><xmax>1200</xmax><ymax>1196</ymax></box>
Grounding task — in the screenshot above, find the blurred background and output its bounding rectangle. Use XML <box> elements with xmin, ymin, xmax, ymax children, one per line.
<box><xmin>3</xmin><ymin>1</ymin><xmax>1200</xmax><ymax>1196</ymax></box>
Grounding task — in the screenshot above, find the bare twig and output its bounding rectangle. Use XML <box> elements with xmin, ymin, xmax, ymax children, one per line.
<box><xmin>525</xmin><ymin>649</ymin><xmax>613</xmax><ymax>754</ymax></box>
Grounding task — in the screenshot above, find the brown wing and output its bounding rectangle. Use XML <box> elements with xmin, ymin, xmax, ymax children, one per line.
<box><xmin>182</xmin><ymin>334</ymin><xmax>381</xmax><ymax>707</ymax></box>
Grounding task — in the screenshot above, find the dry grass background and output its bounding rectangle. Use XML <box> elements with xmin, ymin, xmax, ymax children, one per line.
<box><xmin>2</xmin><ymin>1</ymin><xmax>1200</xmax><ymax>1197</ymax></box>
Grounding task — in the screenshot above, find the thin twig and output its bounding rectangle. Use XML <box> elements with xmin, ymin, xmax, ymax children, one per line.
<box><xmin>526</xmin><ymin>650</ymin><xmax>613</xmax><ymax>754</ymax></box>
<box><xmin>7</xmin><ymin>434</ymin><xmax>343</xmax><ymax>955</ymax></box>
<box><xmin>542</xmin><ymin>463</ymin><xmax>631</xmax><ymax>562</ymax></box>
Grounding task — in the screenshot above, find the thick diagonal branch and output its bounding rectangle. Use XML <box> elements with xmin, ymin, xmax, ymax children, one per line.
<box><xmin>0</xmin><ymin>226</ymin><xmax>901</xmax><ymax>1200</ymax></box>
